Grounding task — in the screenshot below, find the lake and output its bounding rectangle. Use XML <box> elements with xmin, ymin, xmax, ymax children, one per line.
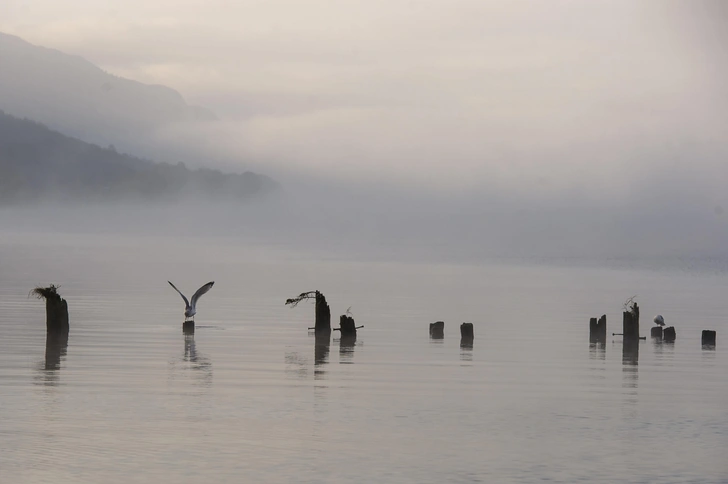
<box><xmin>0</xmin><ymin>231</ymin><xmax>726</xmax><ymax>483</ymax></box>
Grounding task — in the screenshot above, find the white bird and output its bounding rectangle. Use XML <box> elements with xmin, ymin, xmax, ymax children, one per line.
<box><xmin>168</xmin><ymin>281</ymin><xmax>215</xmax><ymax>321</ymax></box>
<box><xmin>653</xmin><ymin>314</ymin><xmax>665</xmax><ymax>326</ymax></box>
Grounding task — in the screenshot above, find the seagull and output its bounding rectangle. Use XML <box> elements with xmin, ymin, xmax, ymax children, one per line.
<box><xmin>168</xmin><ymin>281</ymin><xmax>215</xmax><ymax>321</ymax></box>
<box><xmin>653</xmin><ymin>315</ymin><xmax>665</xmax><ymax>327</ymax></box>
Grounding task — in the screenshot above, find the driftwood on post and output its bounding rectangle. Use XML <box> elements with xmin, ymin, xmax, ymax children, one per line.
<box><xmin>286</xmin><ymin>290</ymin><xmax>331</xmax><ymax>334</ymax></box>
<box><xmin>430</xmin><ymin>321</ymin><xmax>444</xmax><ymax>339</ymax></box>
<box><xmin>701</xmin><ymin>330</ymin><xmax>716</xmax><ymax>346</ymax></box>
<box><xmin>663</xmin><ymin>326</ymin><xmax>676</xmax><ymax>342</ymax></box>
<box><xmin>460</xmin><ymin>322</ymin><xmax>474</xmax><ymax>343</ymax></box>
<box><xmin>589</xmin><ymin>315</ymin><xmax>607</xmax><ymax>343</ymax></box>
<box><xmin>651</xmin><ymin>326</ymin><xmax>663</xmax><ymax>339</ymax></box>
<box><xmin>30</xmin><ymin>285</ymin><xmax>69</xmax><ymax>334</ymax></box>
<box><xmin>622</xmin><ymin>301</ymin><xmax>640</xmax><ymax>341</ymax></box>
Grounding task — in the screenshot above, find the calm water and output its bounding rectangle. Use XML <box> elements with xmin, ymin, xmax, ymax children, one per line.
<box><xmin>0</xmin><ymin>232</ymin><xmax>727</xmax><ymax>483</ymax></box>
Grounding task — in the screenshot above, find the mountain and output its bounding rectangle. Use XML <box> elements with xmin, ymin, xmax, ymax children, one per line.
<box><xmin>0</xmin><ymin>110</ymin><xmax>276</xmax><ymax>205</ymax></box>
<box><xmin>0</xmin><ymin>31</ymin><xmax>216</xmax><ymax>153</ymax></box>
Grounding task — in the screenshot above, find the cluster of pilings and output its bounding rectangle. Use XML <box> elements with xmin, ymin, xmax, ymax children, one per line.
<box><xmin>589</xmin><ymin>300</ymin><xmax>716</xmax><ymax>348</ymax></box>
<box><xmin>286</xmin><ymin>290</ymin><xmax>364</xmax><ymax>350</ymax></box>
<box><xmin>429</xmin><ymin>321</ymin><xmax>475</xmax><ymax>347</ymax></box>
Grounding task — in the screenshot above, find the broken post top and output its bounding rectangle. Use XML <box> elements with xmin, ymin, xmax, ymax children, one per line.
<box><xmin>286</xmin><ymin>290</ymin><xmax>331</xmax><ymax>332</ymax></box>
<box><xmin>31</xmin><ymin>284</ymin><xmax>69</xmax><ymax>334</ymax></box>
<box><xmin>30</xmin><ymin>284</ymin><xmax>64</xmax><ymax>303</ymax></box>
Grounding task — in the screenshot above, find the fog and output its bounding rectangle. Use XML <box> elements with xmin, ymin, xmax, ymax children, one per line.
<box><xmin>0</xmin><ymin>1</ymin><xmax>726</xmax><ymax>264</ymax></box>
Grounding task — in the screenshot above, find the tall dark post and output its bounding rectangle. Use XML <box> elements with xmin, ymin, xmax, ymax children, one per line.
<box><xmin>460</xmin><ymin>322</ymin><xmax>474</xmax><ymax>347</ymax></box>
<box><xmin>315</xmin><ymin>291</ymin><xmax>331</xmax><ymax>334</ymax></box>
<box><xmin>31</xmin><ymin>285</ymin><xmax>69</xmax><ymax>335</ymax></box>
<box><xmin>285</xmin><ymin>290</ymin><xmax>331</xmax><ymax>337</ymax></box>
<box><xmin>183</xmin><ymin>321</ymin><xmax>195</xmax><ymax>335</ymax></box>
<box><xmin>623</xmin><ymin>303</ymin><xmax>639</xmax><ymax>341</ymax></box>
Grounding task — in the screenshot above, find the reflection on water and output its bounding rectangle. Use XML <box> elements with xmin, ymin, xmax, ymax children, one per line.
<box><xmin>339</xmin><ymin>334</ymin><xmax>356</xmax><ymax>363</ymax></box>
<box><xmin>3</xmin><ymin>235</ymin><xmax>728</xmax><ymax>484</ymax></box>
<box><xmin>589</xmin><ymin>342</ymin><xmax>605</xmax><ymax>361</ymax></box>
<box><xmin>36</xmin><ymin>331</ymin><xmax>69</xmax><ymax>386</ymax></box>
<box><xmin>622</xmin><ymin>340</ymin><xmax>639</xmax><ymax>391</ymax></box>
<box><xmin>460</xmin><ymin>340</ymin><xmax>473</xmax><ymax>362</ymax></box>
<box><xmin>314</xmin><ymin>332</ymin><xmax>330</xmax><ymax>379</ymax></box>
<box><xmin>169</xmin><ymin>334</ymin><xmax>212</xmax><ymax>388</ymax></box>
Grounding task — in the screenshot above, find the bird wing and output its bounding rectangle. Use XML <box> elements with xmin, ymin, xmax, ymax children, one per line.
<box><xmin>168</xmin><ymin>281</ymin><xmax>190</xmax><ymax>308</ymax></box>
<box><xmin>190</xmin><ymin>281</ymin><xmax>215</xmax><ymax>309</ymax></box>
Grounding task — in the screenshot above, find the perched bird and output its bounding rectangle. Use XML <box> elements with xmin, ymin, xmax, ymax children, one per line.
<box><xmin>168</xmin><ymin>281</ymin><xmax>215</xmax><ymax>321</ymax></box>
<box><xmin>653</xmin><ymin>315</ymin><xmax>665</xmax><ymax>326</ymax></box>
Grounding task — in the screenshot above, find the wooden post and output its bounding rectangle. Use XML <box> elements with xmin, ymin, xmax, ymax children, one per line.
<box><xmin>338</xmin><ymin>314</ymin><xmax>358</xmax><ymax>346</ymax></box>
<box><xmin>460</xmin><ymin>322</ymin><xmax>474</xmax><ymax>342</ymax></box>
<box><xmin>702</xmin><ymin>330</ymin><xmax>716</xmax><ymax>346</ymax></box>
<box><xmin>590</xmin><ymin>315</ymin><xmax>607</xmax><ymax>343</ymax></box>
<box><xmin>663</xmin><ymin>326</ymin><xmax>676</xmax><ymax>342</ymax></box>
<box><xmin>429</xmin><ymin>321</ymin><xmax>444</xmax><ymax>339</ymax></box>
<box><xmin>31</xmin><ymin>285</ymin><xmax>69</xmax><ymax>334</ymax></box>
<box><xmin>623</xmin><ymin>303</ymin><xmax>639</xmax><ymax>341</ymax></box>
<box><xmin>315</xmin><ymin>291</ymin><xmax>331</xmax><ymax>334</ymax></box>
<box><xmin>47</xmin><ymin>297</ymin><xmax>69</xmax><ymax>334</ymax></box>
<box><xmin>339</xmin><ymin>315</ymin><xmax>357</xmax><ymax>335</ymax></box>
<box><xmin>183</xmin><ymin>321</ymin><xmax>195</xmax><ymax>335</ymax></box>
<box><xmin>651</xmin><ymin>326</ymin><xmax>663</xmax><ymax>339</ymax></box>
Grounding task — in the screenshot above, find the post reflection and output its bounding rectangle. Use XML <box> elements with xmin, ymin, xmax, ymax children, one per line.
<box><xmin>589</xmin><ymin>342</ymin><xmax>606</xmax><ymax>360</ymax></box>
<box><xmin>460</xmin><ymin>339</ymin><xmax>473</xmax><ymax>362</ymax></box>
<box><xmin>36</xmin><ymin>331</ymin><xmax>69</xmax><ymax>386</ymax></box>
<box><xmin>621</xmin><ymin>340</ymin><xmax>639</xmax><ymax>390</ymax></box>
<box><xmin>314</xmin><ymin>331</ymin><xmax>330</xmax><ymax>379</ymax></box>
<box><xmin>339</xmin><ymin>333</ymin><xmax>356</xmax><ymax>363</ymax></box>
<box><xmin>174</xmin><ymin>334</ymin><xmax>213</xmax><ymax>387</ymax></box>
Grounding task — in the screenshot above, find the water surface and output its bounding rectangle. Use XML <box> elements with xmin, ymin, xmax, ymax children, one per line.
<box><xmin>1</xmin><ymin>233</ymin><xmax>726</xmax><ymax>483</ymax></box>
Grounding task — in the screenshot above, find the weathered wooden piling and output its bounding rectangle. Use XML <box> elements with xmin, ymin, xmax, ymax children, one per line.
<box><xmin>286</xmin><ymin>290</ymin><xmax>331</xmax><ymax>335</ymax></box>
<box><xmin>338</xmin><ymin>315</ymin><xmax>357</xmax><ymax>335</ymax></box>
<box><xmin>589</xmin><ymin>315</ymin><xmax>607</xmax><ymax>343</ymax></box>
<box><xmin>702</xmin><ymin>330</ymin><xmax>716</xmax><ymax>346</ymax></box>
<box><xmin>183</xmin><ymin>320</ymin><xmax>195</xmax><ymax>335</ymax></box>
<box><xmin>315</xmin><ymin>292</ymin><xmax>331</xmax><ymax>332</ymax></box>
<box><xmin>336</xmin><ymin>314</ymin><xmax>360</xmax><ymax>346</ymax></box>
<box><xmin>622</xmin><ymin>302</ymin><xmax>640</xmax><ymax>341</ymax></box>
<box><xmin>460</xmin><ymin>322</ymin><xmax>474</xmax><ymax>345</ymax></box>
<box><xmin>31</xmin><ymin>285</ymin><xmax>69</xmax><ymax>334</ymax></box>
<box><xmin>663</xmin><ymin>326</ymin><xmax>676</xmax><ymax>342</ymax></box>
<box><xmin>651</xmin><ymin>326</ymin><xmax>663</xmax><ymax>339</ymax></box>
<box><xmin>429</xmin><ymin>321</ymin><xmax>444</xmax><ymax>339</ymax></box>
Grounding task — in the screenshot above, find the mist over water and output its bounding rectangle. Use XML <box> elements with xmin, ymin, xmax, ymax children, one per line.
<box><xmin>1</xmin><ymin>1</ymin><xmax>728</xmax><ymax>482</ymax></box>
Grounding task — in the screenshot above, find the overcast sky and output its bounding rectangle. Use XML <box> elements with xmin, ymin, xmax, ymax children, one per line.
<box><xmin>0</xmin><ymin>1</ymin><xmax>725</xmax><ymax>199</ymax></box>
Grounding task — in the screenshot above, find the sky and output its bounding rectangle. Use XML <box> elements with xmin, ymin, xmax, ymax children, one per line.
<box><xmin>0</xmin><ymin>1</ymin><xmax>727</xmax><ymax>259</ymax></box>
<box><xmin>1</xmin><ymin>1</ymin><xmax>725</xmax><ymax>194</ymax></box>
